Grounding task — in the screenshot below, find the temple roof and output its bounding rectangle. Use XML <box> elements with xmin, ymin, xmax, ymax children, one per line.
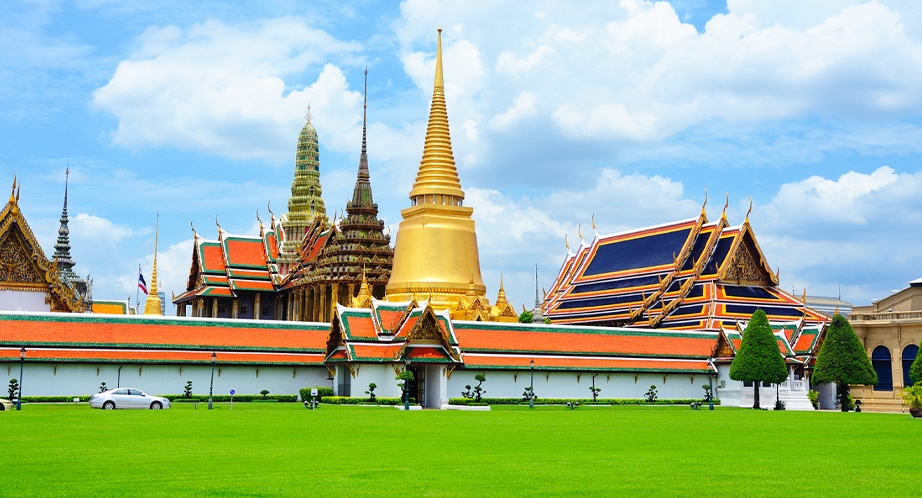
<box><xmin>325</xmin><ymin>299</ymin><xmax>461</xmax><ymax>364</ymax></box>
<box><xmin>544</xmin><ymin>203</ymin><xmax>826</xmax><ymax>329</ymax></box>
<box><xmin>0</xmin><ymin>311</ymin><xmax>330</xmax><ymax>365</ymax></box>
<box><xmin>0</xmin><ymin>177</ymin><xmax>89</xmax><ymax>312</ymax></box>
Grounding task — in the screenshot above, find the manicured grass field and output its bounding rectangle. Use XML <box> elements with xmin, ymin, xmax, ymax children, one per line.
<box><xmin>1</xmin><ymin>403</ymin><xmax>918</xmax><ymax>496</ymax></box>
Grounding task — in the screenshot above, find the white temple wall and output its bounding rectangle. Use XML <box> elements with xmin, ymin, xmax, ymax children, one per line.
<box><xmin>448</xmin><ymin>369</ymin><xmax>710</xmax><ymax>400</ymax></box>
<box><xmin>1</xmin><ymin>362</ymin><xmax>329</xmax><ymax>398</ymax></box>
<box><xmin>348</xmin><ymin>363</ymin><xmax>403</xmax><ymax>399</ymax></box>
<box><xmin>0</xmin><ymin>290</ymin><xmax>50</xmax><ymax>312</ymax></box>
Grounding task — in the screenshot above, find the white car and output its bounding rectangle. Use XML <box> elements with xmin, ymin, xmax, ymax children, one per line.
<box><xmin>0</xmin><ymin>398</ymin><xmax>11</xmax><ymax>411</ymax></box>
<box><xmin>89</xmin><ymin>388</ymin><xmax>171</xmax><ymax>410</ymax></box>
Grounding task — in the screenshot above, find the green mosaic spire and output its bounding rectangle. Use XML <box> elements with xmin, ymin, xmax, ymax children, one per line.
<box><xmin>281</xmin><ymin>109</ymin><xmax>328</xmax><ymax>260</ymax></box>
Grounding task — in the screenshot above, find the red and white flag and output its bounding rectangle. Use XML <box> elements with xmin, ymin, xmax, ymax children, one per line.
<box><xmin>138</xmin><ymin>267</ymin><xmax>148</xmax><ymax>295</ymax></box>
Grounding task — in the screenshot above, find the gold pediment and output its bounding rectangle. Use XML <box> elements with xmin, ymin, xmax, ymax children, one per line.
<box><xmin>717</xmin><ymin>223</ymin><xmax>777</xmax><ymax>286</ymax></box>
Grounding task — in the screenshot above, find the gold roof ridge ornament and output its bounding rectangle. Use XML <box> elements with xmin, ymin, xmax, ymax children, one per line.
<box><xmin>701</xmin><ymin>188</ymin><xmax>708</xmax><ymax>217</ymax></box>
<box><xmin>721</xmin><ymin>192</ymin><xmax>729</xmax><ymax>222</ymax></box>
<box><xmin>744</xmin><ymin>196</ymin><xmax>753</xmax><ymax>224</ymax></box>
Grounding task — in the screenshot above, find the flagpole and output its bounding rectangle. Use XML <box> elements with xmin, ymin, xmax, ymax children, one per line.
<box><xmin>136</xmin><ymin>264</ymin><xmax>141</xmax><ymax>314</ymax></box>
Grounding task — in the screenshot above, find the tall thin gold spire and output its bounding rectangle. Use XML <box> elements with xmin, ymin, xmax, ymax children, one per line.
<box><xmin>144</xmin><ymin>213</ymin><xmax>163</xmax><ymax>315</ymax></box>
<box><xmin>408</xmin><ymin>28</ymin><xmax>464</xmax><ymax>204</ymax></box>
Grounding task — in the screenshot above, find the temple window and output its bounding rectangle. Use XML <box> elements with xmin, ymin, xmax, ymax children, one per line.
<box><xmin>903</xmin><ymin>344</ymin><xmax>919</xmax><ymax>387</ymax></box>
<box><xmin>872</xmin><ymin>345</ymin><xmax>893</xmax><ymax>391</ymax></box>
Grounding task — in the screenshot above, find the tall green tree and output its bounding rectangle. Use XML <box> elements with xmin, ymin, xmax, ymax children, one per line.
<box><xmin>812</xmin><ymin>313</ymin><xmax>877</xmax><ymax>412</ymax></box>
<box><xmin>908</xmin><ymin>339</ymin><xmax>921</xmax><ymax>386</ymax></box>
<box><xmin>729</xmin><ymin>309</ymin><xmax>788</xmax><ymax>409</ymax></box>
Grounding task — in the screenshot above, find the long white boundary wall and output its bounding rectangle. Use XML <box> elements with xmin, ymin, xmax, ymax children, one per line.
<box><xmin>1</xmin><ymin>362</ymin><xmax>330</xmax><ymax>398</ymax></box>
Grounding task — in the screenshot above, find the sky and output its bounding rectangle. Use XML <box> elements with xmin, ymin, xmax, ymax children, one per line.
<box><xmin>3</xmin><ymin>0</ymin><xmax>922</xmax><ymax>314</ymax></box>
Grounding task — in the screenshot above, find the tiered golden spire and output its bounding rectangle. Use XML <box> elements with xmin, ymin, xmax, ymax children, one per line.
<box><xmin>386</xmin><ymin>29</ymin><xmax>486</xmax><ymax>311</ymax></box>
<box><xmin>144</xmin><ymin>213</ymin><xmax>163</xmax><ymax>315</ymax></box>
<box><xmin>408</xmin><ymin>28</ymin><xmax>465</xmax><ymax>206</ymax></box>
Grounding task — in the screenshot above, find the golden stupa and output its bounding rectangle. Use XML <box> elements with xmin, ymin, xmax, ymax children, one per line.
<box><xmin>385</xmin><ymin>29</ymin><xmax>489</xmax><ymax>315</ymax></box>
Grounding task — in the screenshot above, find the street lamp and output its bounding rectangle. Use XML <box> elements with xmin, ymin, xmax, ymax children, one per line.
<box><xmin>707</xmin><ymin>360</ymin><xmax>715</xmax><ymax>411</ymax></box>
<box><xmin>208</xmin><ymin>351</ymin><xmax>216</xmax><ymax>410</ymax></box>
<box><xmin>529</xmin><ymin>358</ymin><xmax>535</xmax><ymax>409</ymax></box>
<box><xmin>403</xmin><ymin>357</ymin><xmax>412</xmax><ymax>411</ymax></box>
<box><xmin>17</xmin><ymin>347</ymin><xmax>25</xmax><ymax>410</ymax></box>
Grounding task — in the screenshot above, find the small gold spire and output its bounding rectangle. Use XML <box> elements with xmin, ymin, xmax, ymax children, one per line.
<box><xmin>578</xmin><ymin>223</ymin><xmax>583</xmax><ymax>240</ymax></box>
<box><xmin>721</xmin><ymin>192</ymin><xmax>729</xmax><ymax>222</ymax></box>
<box><xmin>144</xmin><ymin>213</ymin><xmax>163</xmax><ymax>316</ymax></box>
<box><xmin>306</xmin><ymin>105</ymin><xmax>312</xmax><ymax>124</ymax></box>
<box><xmin>565</xmin><ymin>235</ymin><xmax>569</xmax><ymax>251</ymax></box>
<box><xmin>745</xmin><ymin>196</ymin><xmax>753</xmax><ymax>224</ymax></box>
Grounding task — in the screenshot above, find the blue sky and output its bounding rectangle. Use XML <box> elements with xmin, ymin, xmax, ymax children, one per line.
<box><xmin>3</xmin><ymin>0</ymin><xmax>922</xmax><ymax>313</ymax></box>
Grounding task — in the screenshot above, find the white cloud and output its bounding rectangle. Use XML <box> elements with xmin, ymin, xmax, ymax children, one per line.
<box><xmin>71</xmin><ymin>213</ymin><xmax>135</xmax><ymax>242</ymax></box>
<box><xmin>395</xmin><ymin>0</ymin><xmax>922</xmax><ymax>147</ymax></box>
<box><xmin>758</xmin><ymin>166</ymin><xmax>922</xmax><ymax>300</ymax></box>
<box><xmin>766</xmin><ymin>167</ymin><xmax>900</xmax><ymax>224</ymax></box>
<box><xmin>92</xmin><ymin>18</ymin><xmax>363</xmax><ymax>162</ymax></box>
<box><xmin>489</xmin><ymin>92</ymin><xmax>537</xmax><ymax>131</ymax></box>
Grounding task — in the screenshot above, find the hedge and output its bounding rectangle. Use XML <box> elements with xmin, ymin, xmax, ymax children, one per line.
<box><xmin>449</xmin><ymin>397</ymin><xmax>721</xmax><ymax>406</ymax></box>
<box><xmin>299</xmin><ymin>386</ymin><xmax>334</xmax><ymax>401</ymax></box>
<box><xmin>19</xmin><ymin>396</ymin><xmax>92</xmax><ymax>403</ymax></box>
<box><xmin>167</xmin><ymin>394</ymin><xmax>297</xmax><ymax>403</ymax></box>
<box><xmin>320</xmin><ymin>396</ymin><xmax>416</xmax><ymax>405</ymax></box>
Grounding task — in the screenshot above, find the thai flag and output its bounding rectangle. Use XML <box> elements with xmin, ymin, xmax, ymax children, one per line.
<box><xmin>138</xmin><ymin>268</ymin><xmax>148</xmax><ymax>295</ymax></box>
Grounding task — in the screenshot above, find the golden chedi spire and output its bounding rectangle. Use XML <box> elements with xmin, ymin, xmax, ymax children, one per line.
<box><xmin>386</xmin><ymin>29</ymin><xmax>487</xmax><ymax>309</ymax></box>
<box><xmin>144</xmin><ymin>213</ymin><xmax>163</xmax><ymax>315</ymax></box>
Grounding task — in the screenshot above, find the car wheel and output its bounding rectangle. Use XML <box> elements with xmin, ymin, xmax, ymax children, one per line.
<box><xmin>103</xmin><ymin>401</ymin><xmax>115</xmax><ymax>410</ymax></box>
<box><xmin>0</xmin><ymin>403</ymin><xmax>4</xmax><ymax>411</ymax></box>
<box><xmin>150</xmin><ymin>401</ymin><xmax>162</xmax><ymax>410</ymax></box>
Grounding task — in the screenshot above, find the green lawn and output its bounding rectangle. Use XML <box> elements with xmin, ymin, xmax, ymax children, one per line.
<box><xmin>0</xmin><ymin>403</ymin><xmax>918</xmax><ymax>497</ymax></box>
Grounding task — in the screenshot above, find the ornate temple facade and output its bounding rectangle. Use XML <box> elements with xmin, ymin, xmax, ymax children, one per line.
<box><xmin>173</xmin><ymin>75</ymin><xmax>396</xmax><ymax>322</ymax></box>
<box><xmin>543</xmin><ymin>198</ymin><xmax>827</xmax><ymax>329</ymax></box>
<box><xmin>385</xmin><ymin>29</ymin><xmax>515</xmax><ymax>322</ymax></box>
<box><xmin>0</xmin><ymin>175</ymin><xmax>91</xmax><ymax>313</ymax></box>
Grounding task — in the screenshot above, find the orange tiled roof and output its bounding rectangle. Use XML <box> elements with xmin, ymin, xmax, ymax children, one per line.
<box><xmin>0</xmin><ymin>312</ymin><xmax>329</xmax><ymax>352</ymax></box>
<box><xmin>0</xmin><ymin>347</ymin><xmax>324</xmax><ymax>365</ymax></box>
<box><xmin>454</xmin><ymin>322</ymin><xmax>716</xmax><ymax>358</ymax></box>
<box><xmin>462</xmin><ymin>354</ymin><xmax>713</xmax><ymax>373</ymax></box>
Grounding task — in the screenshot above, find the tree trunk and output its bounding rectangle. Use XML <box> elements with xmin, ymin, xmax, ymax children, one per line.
<box><xmin>753</xmin><ymin>382</ymin><xmax>760</xmax><ymax>409</ymax></box>
<box><xmin>839</xmin><ymin>383</ymin><xmax>849</xmax><ymax>412</ymax></box>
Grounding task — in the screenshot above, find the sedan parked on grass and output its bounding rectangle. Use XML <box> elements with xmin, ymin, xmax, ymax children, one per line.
<box><xmin>0</xmin><ymin>398</ymin><xmax>11</xmax><ymax>411</ymax></box>
<box><xmin>89</xmin><ymin>388</ymin><xmax>171</xmax><ymax>410</ymax></box>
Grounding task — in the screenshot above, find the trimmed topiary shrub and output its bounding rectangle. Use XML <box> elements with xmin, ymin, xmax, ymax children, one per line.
<box><xmin>910</xmin><ymin>340</ymin><xmax>922</xmax><ymax>386</ymax></box>
<box><xmin>812</xmin><ymin>313</ymin><xmax>877</xmax><ymax>412</ymax></box>
<box><xmin>729</xmin><ymin>309</ymin><xmax>788</xmax><ymax>409</ymax></box>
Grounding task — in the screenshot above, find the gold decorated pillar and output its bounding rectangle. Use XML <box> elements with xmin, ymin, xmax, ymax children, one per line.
<box><xmin>254</xmin><ymin>293</ymin><xmax>261</xmax><ymax>320</ymax></box>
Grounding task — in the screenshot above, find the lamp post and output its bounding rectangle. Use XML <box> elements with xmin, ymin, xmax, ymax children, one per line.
<box><xmin>529</xmin><ymin>358</ymin><xmax>535</xmax><ymax>409</ymax></box>
<box><xmin>208</xmin><ymin>351</ymin><xmax>216</xmax><ymax>410</ymax></box>
<box><xmin>404</xmin><ymin>357</ymin><xmax>412</xmax><ymax>411</ymax></box>
<box><xmin>17</xmin><ymin>347</ymin><xmax>25</xmax><ymax>410</ymax></box>
<box><xmin>708</xmin><ymin>360</ymin><xmax>715</xmax><ymax>411</ymax></box>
